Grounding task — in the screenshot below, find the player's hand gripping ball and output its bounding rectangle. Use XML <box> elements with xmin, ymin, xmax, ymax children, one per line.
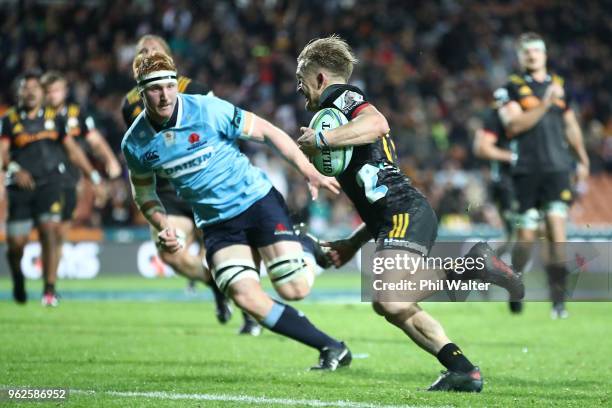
<box><xmin>301</xmin><ymin>108</ymin><xmax>353</xmax><ymax>177</ymax></box>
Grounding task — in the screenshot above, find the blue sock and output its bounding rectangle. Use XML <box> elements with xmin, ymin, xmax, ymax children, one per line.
<box><xmin>261</xmin><ymin>302</ymin><xmax>342</xmax><ymax>350</ymax></box>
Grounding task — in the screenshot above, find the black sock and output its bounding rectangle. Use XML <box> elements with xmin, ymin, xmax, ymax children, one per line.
<box><xmin>44</xmin><ymin>283</ymin><xmax>55</xmax><ymax>294</ymax></box>
<box><xmin>261</xmin><ymin>302</ymin><xmax>341</xmax><ymax>350</ymax></box>
<box><xmin>546</xmin><ymin>263</ymin><xmax>568</xmax><ymax>304</ymax></box>
<box><xmin>242</xmin><ymin>310</ymin><xmax>257</xmax><ymax>323</ymax></box>
<box><xmin>436</xmin><ymin>343</ymin><xmax>475</xmax><ymax>373</ymax></box>
<box><xmin>207</xmin><ymin>280</ymin><xmax>226</xmax><ymax>304</ymax></box>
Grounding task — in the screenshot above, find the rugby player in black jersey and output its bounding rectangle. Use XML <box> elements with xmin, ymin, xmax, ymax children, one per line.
<box><xmin>473</xmin><ymin>90</ymin><xmax>522</xmax><ymax>313</ymax></box>
<box><xmin>42</xmin><ymin>71</ymin><xmax>121</xmax><ymax>273</ymax></box>
<box><xmin>498</xmin><ymin>33</ymin><xmax>590</xmax><ymax>319</ymax></box>
<box><xmin>296</xmin><ymin>36</ymin><xmax>524</xmax><ymax>392</ymax></box>
<box><xmin>1</xmin><ymin>71</ymin><xmax>100</xmax><ymax>306</ymax></box>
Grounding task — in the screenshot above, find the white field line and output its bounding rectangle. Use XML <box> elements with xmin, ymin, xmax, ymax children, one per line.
<box><xmin>70</xmin><ymin>388</ymin><xmax>452</xmax><ymax>408</ymax></box>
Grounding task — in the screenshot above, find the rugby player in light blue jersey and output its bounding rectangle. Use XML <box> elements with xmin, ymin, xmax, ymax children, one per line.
<box><xmin>122</xmin><ymin>52</ymin><xmax>351</xmax><ymax>370</ymax></box>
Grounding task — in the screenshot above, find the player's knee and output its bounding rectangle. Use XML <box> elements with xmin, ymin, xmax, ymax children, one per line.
<box><xmin>372</xmin><ymin>301</ymin><xmax>419</xmax><ymax>321</ymax></box>
<box><xmin>213</xmin><ymin>258</ymin><xmax>260</xmax><ymax>295</ymax></box>
<box><xmin>516</xmin><ymin>208</ymin><xmax>540</xmax><ymax>231</ymax></box>
<box><xmin>276</xmin><ymin>279</ymin><xmax>311</xmax><ymax>301</ymax></box>
<box><xmin>229</xmin><ymin>280</ymin><xmax>269</xmax><ymax>319</ymax></box>
<box><xmin>267</xmin><ymin>253</ymin><xmax>313</xmax><ymax>300</ymax></box>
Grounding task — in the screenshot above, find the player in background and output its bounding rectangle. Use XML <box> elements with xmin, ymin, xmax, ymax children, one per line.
<box><xmin>296</xmin><ymin>36</ymin><xmax>524</xmax><ymax>391</ymax></box>
<box><xmin>472</xmin><ymin>90</ymin><xmax>522</xmax><ymax>313</ymax></box>
<box><xmin>123</xmin><ymin>52</ymin><xmax>349</xmax><ymax>370</ymax></box>
<box><xmin>42</xmin><ymin>71</ymin><xmax>121</xmax><ymax>272</ymax></box>
<box><xmin>498</xmin><ymin>33</ymin><xmax>590</xmax><ymax>318</ymax></box>
<box><xmin>121</xmin><ymin>35</ymin><xmax>257</xmax><ymax>333</ymax></box>
<box><xmin>1</xmin><ymin>71</ymin><xmax>100</xmax><ymax>306</ymax></box>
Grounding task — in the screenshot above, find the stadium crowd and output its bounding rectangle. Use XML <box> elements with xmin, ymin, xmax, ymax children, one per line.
<box><xmin>1</xmin><ymin>0</ymin><xmax>610</xmax><ymax>237</ymax></box>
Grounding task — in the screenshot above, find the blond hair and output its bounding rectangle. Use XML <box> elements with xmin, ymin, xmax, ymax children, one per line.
<box><xmin>132</xmin><ymin>51</ymin><xmax>177</xmax><ymax>80</ymax></box>
<box><xmin>136</xmin><ymin>34</ymin><xmax>171</xmax><ymax>55</ymax></box>
<box><xmin>297</xmin><ymin>35</ymin><xmax>358</xmax><ymax>81</ymax></box>
<box><xmin>41</xmin><ymin>70</ymin><xmax>66</xmax><ymax>88</ymax></box>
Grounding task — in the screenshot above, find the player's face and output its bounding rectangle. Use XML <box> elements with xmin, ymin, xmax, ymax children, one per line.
<box><xmin>143</xmin><ymin>82</ymin><xmax>178</xmax><ymax>122</ymax></box>
<box><xmin>138</xmin><ymin>39</ymin><xmax>166</xmax><ymax>57</ymax></box>
<box><xmin>18</xmin><ymin>78</ymin><xmax>43</xmax><ymax>110</ymax></box>
<box><xmin>296</xmin><ymin>67</ymin><xmax>321</xmax><ymax>112</ymax></box>
<box><xmin>45</xmin><ymin>80</ymin><xmax>67</xmax><ymax>109</ymax></box>
<box><xmin>518</xmin><ymin>46</ymin><xmax>546</xmax><ymax>72</ymax></box>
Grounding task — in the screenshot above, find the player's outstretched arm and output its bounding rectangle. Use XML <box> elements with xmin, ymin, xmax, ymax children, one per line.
<box><xmin>85</xmin><ymin>129</ymin><xmax>122</xmax><ymax>178</ymax></box>
<box><xmin>242</xmin><ymin>111</ymin><xmax>340</xmax><ymax>199</ymax></box>
<box><xmin>564</xmin><ymin>109</ymin><xmax>590</xmax><ymax>183</ymax></box>
<box><xmin>472</xmin><ymin>129</ymin><xmax>513</xmax><ymax>163</ymax></box>
<box><xmin>62</xmin><ymin>135</ymin><xmax>103</xmax><ymax>186</ymax></box>
<box><xmin>322</xmin><ymin>223</ymin><xmax>372</xmax><ymax>268</ymax></box>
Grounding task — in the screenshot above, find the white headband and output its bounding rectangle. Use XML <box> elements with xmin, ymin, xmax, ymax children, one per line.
<box><xmin>520</xmin><ymin>40</ymin><xmax>546</xmax><ymax>52</ymax></box>
<box><xmin>137</xmin><ymin>70</ymin><xmax>178</xmax><ymax>90</ymax></box>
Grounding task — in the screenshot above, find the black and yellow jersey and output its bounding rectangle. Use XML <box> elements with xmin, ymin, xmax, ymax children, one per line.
<box><xmin>502</xmin><ymin>72</ymin><xmax>573</xmax><ymax>174</ymax></box>
<box><xmin>318</xmin><ymin>84</ymin><xmax>414</xmax><ymax>236</ymax></box>
<box><xmin>0</xmin><ymin>106</ymin><xmax>67</xmax><ymax>185</ymax></box>
<box><xmin>50</xmin><ymin>102</ymin><xmax>95</xmax><ymax>187</ymax></box>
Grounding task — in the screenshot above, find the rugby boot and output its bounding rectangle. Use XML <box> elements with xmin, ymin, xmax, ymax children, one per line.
<box><xmin>310</xmin><ymin>342</ymin><xmax>352</xmax><ymax>371</ymax></box>
<box><xmin>428</xmin><ymin>367</ymin><xmax>483</xmax><ymax>392</ymax></box>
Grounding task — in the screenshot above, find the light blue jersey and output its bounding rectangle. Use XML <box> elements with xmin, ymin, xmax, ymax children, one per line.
<box><xmin>121</xmin><ymin>94</ymin><xmax>272</xmax><ymax>227</ymax></box>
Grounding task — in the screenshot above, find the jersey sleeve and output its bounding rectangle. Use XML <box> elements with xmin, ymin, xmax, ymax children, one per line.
<box><xmin>55</xmin><ymin>116</ymin><xmax>68</xmax><ymax>141</ymax></box>
<box><xmin>184</xmin><ymin>80</ymin><xmax>210</xmax><ymax>96</ymax></box>
<box><xmin>206</xmin><ymin>96</ymin><xmax>246</xmax><ymax>140</ymax></box>
<box><xmin>329</xmin><ymin>86</ymin><xmax>370</xmax><ymax>119</ymax></box>
<box><xmin>504</xmin><ymin>80</ymin><xmax>520</xmax><ymax>104</ymax></box>
<box><xmin>121</xmin><ymin>96</ymin><xmax>133</xmax><ymax>128</ymax></box>
<box><xmin>481</xmin><ymin>109</ymin><xmax>501</xmax><ymax>141</ymax></box>
<box><xmin>121</xmin><ymin>138</ymin><xmax>151</xmax><ymax>176</ymax></box>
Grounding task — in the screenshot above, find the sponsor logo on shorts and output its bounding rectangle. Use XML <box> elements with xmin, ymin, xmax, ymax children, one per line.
<box><xmin>382</xmin><ymin>238</ymin><xmax>427</xmax><ymax>255</ymax></box>
<box><xmin>274</xmin><ymin>223</ymin><xmax>294</xmax><ymax>236</ymax></box>
<box><xmin>50</xmin><ymin>201</ymin><xmax>62</xmax><ymax>214</ymax></box>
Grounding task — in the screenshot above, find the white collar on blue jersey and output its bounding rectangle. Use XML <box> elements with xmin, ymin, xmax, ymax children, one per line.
<box><xmin>176</xmin><ymin>94</ymin><xmax>183</xmax><ymax>127</ymax></box>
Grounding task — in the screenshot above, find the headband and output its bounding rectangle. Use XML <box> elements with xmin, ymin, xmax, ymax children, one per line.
<box><xmin>520</xmin><ymin>40</ymin><xmax>546</xmax><ymax>52</ymax></box>
<box><xmin>137</xmin><ymin>70</ymin><xmax>178</xmax><ymax>90</ymax></box>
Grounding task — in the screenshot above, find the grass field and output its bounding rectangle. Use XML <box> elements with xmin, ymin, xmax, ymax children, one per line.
<box><xmin>1</xmin><ymin>274</ymin><xmax>611</xmax><ymax>407</ymax></box>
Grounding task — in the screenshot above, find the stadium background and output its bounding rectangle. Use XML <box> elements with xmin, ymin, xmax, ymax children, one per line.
<box><xmin>1</xmin><ymin>0</ymin><xmax>611</xmax><ymax>235</ymax></box>
<box><xmin>1</xmin><ymin>2</ymin><xmax>611</xmax><ymax>407</ymax></box>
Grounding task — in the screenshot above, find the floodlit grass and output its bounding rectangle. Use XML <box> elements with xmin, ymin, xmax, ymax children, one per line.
<box><xmin>1</xmin><ymin>274</ymin><xmax>610</xmax><ymax>407</ymax></box>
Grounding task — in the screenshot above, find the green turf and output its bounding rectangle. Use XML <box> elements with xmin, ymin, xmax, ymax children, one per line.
<box><xmin>0</xmin><ymin>275</ymin><xmax>611</xmax><ymax>407</ymax></box>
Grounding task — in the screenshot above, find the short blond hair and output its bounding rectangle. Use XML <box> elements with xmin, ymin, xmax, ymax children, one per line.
<box><xmin>132</xmin><ymin>51</ymin><xmax>177</xmax><ymax>80</ymax></box>
<box><xmin>297</xmin><ymin>35</ymin><xmax>358</xmax><ymax>81</ymax></box>
<box><xmin>136</xmin><ymin>34</ymin><xmax>171</xmax><ymax>55</ymax></box>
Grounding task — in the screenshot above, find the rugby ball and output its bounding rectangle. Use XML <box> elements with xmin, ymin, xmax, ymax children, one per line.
<box><xmin>308</xmin><ymin>108</ymin><xmax>353</xmax><ymax>177</ymax></box>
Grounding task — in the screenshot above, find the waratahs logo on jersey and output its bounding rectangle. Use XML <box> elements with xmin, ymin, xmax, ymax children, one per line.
<box><xmin>187</xmin><ymin>132</ymin><xmax>207</xmax><ymax>151</ymax></box>
<box><xmin>159</xmin><ymin>146</ymin><xmax>214</xmax><ymax>178</ymax></box>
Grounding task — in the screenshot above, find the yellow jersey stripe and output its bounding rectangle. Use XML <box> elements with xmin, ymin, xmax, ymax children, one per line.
<box><xmin>382</xmin><ymin>136</ymin><xmax>393</xmax><ymax>163</ymax></box>
<box><xmin>399</xmin><ymin>213</ymin><xmax>410</xmax><ymax>238</ymax></box>
<box><xmin>393</xmin><ymin>213</ymin><xmax>405</xmax><ymax>238</ymax></box>
<box><xmin>388</xmin><ymin>214</ymin><xmax>398</xmax><ymax>238</ymax></box>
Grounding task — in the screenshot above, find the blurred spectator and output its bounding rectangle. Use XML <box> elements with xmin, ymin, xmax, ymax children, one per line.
<box><xmin>1</xmin><ymin>0</ymin><xmax>610</xmax><ymax>234</ymax></box>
